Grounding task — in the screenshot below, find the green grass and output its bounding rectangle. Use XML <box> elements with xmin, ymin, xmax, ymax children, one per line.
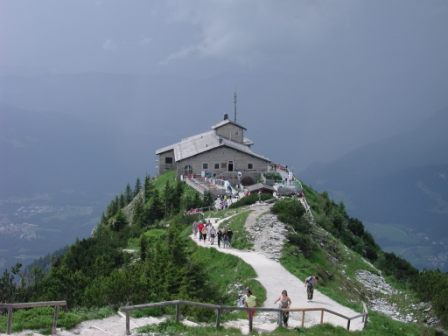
<box><xmin>205</xmin><ymin>208</ymin><xmax>240</xmax><ymax>219</ymax></box>
<box><xmin>219</xmin><ymin>210</ymin><xmax>252</xmax><ymax>250</ymax></box>
<box><xmin>190</xmin><ymin>241</ymin><xmax>265</xmax><ymax>306</ymax></box>
<box><xmin>153</xmin><ymin>170</ymin><xmax>177</xmax><ymax>192</ymax></box>
<box><xmin>0</xmin><ymin>306</ymin><xmax>114</xmax><ymax>334</ymax></box>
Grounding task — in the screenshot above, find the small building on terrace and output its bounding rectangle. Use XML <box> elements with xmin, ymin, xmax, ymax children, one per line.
<box><xmin>155</xmin><ymin>114</ymin><xmax>271</xmax><ymax>186</ymax></box>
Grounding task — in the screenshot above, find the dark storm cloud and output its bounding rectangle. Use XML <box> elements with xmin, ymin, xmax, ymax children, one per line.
<box><xmin>0</xmin><ymin>0</ymin><xmax>447</xmax><ymax>170</ymax></box>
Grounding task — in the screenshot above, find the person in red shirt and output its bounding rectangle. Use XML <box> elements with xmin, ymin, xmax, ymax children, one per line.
<box><xmin>197</xmin><ymin>221</ymin><xmax>204</xmax><ymax>241</ymax></box>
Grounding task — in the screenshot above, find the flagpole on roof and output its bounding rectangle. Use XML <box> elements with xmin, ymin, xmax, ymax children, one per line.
<box><xmin>233</xmin><ymin>92</ymin><xmax>238</xmax><ymax>123</ymax></box>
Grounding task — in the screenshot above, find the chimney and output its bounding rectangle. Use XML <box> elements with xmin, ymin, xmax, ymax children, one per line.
<box><xmin>224</xmin><ymin>114</ymin><xmax>228</xmax><ymax>120</ymax></box>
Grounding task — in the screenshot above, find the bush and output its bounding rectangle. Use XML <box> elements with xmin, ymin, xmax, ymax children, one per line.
<box><xmin>229</xmin><ymin>193</ymin><xmax>273</xmax><ymax>208</ymax></box>
<box><xmin>287</xmin><ymin>233</ymin><xmax>315</xmax><ymax>258</ymax></box>
<box><xmin>377</xmin><ymin>252</ymin><xmax>418</xmax><ymax>281</ymax></box>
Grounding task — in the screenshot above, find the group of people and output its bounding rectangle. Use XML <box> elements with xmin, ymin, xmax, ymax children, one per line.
<box><xmin>192</xmin><ymin>220</ymin><xmax>233</xmax><ymax>248</ymax></box>
<box><xmin>242</xmin><ymin>275</ymin><xmax>319</xmax><ymax>331</ymax></box>
<box><xmin>216</xmin><ymin>194</ymin><xmax>235</xmax><ymax>210</ymax></box>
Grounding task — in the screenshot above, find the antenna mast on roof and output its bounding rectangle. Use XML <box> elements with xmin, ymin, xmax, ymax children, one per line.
<box><xmin>233</xmin><ymin>92</ymin><xmax>238</xmax><ymax>123</ymax></box>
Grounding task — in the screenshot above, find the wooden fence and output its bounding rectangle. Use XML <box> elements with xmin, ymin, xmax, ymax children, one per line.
<box><xmin>120</xmin><ymin>300</ymin><xmax>368</xmax><ymax>335</ymax></box>
<box><xmin>0</xmin><ymin>301</ymin><xmax>67</xmax><ymax>335</ymax></box>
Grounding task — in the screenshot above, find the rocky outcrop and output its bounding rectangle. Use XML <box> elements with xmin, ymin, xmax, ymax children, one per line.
<box><xmin>245</xmin><ymin>204</ymin><xmax>287</xmax><ymax>260</ymax></box>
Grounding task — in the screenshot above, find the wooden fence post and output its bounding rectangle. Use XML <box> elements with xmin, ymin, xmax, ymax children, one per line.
<box><xmin>278</xmin><ymin>310</ymin><xmax>282</xmax><ymax>326</ymax></box>
<box><xmin>52</xmin><ymin>305</ymin><xmax>59</xmax><ymax>335</ymax></box>
<box><xmin>346</xmin><ymin>319</ymin><xmax>351</xmax><ymax>330</ymax></box>
<box><xmin>320</xmin><ymin>310</ymin><xmax>324</xmax><ymax>324</ymax></box>
<box><xmin>7</xmin><ymin>306</ymin><xmax>13</xmax><ymax>335</ymax></box>
<box><xmin>126</xmin><ymin>311</ymin><xmax>130</xmax><ymax>335</ymax></box>
<box><xmin>175</xmin><ymin>303</ymin><xmax>180</xmax><ymax>322</ymax></box>
<box><xmin>215</xmin><ymin>307</ymin><xmax>221</xmax><ymax>328</ymax></box>
<box><xmin>301</xmin><ymin>310</ymin><xmax>305</xmax><ymax>328</ymax></box>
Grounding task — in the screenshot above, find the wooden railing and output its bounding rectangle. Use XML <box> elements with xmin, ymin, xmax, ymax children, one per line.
<box><xmin>0</xmin><ymin>301</ymin><xmax>67</xmax><ymax>335</ymax></box>
<box><xmin>120</xmin><ymin>300</ymin><xmax>368</xmax><ymax>335</ymax></box>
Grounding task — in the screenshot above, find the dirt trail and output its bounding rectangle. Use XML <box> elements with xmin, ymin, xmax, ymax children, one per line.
<box><xmin>195</xmin><ymin>203</ymin><xmax>365</xmax><ymax>333</ymax></box>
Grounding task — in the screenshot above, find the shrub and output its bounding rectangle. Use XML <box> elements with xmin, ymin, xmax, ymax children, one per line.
<box><xmin>229</xmin><ymin>193</ymin><xmax>273</xmax><ymax>208</ymax></box>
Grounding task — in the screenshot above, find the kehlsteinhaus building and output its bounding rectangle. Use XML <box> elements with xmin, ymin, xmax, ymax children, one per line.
<box><xmin>155</xmin><ymin>114</ymin><xmax>271</xmax><ymax>186</ymax></box>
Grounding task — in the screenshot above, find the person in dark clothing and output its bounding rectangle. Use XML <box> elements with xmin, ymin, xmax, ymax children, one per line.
<box><xmin>305</xmin><ymin>275</ymin><xmax>318</xmax><ymax>301</ymax></box>
<box><xmin>227</xmin><ymin>228</ymin><xmax>233</xmax><ymax>247</ymax></box>
<box><xmin>217</xmin><ymin>229</ymin><xmax>223</xmax><ymax>247</ymax></box>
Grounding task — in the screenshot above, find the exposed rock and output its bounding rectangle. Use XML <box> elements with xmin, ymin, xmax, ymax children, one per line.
<box><xmin>245</xmin><ymin>206</ymin><xmax>287</xmax><ymax>260</ymax></box>
<box><xmin>356</xmin><ymin>270</ymin><xmax>396</xmax><ymax>296</ymax></box>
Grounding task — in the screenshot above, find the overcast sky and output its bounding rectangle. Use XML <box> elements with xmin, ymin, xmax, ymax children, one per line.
<box><xmin>1</xmin><ymin>0</ymin><xmax>448</xmax><ymax>172</ymax></box>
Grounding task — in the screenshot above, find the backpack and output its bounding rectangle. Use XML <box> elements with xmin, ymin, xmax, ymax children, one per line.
<box><xmin>305</xmin><ymin>276</ymin><xmax>313</xmax><ymax>286</ymax></box>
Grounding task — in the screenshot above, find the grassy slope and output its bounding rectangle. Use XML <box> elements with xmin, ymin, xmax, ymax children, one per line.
<box><xmin>218</xmin><ymin>210</ymin><xmax>252</xmax><ymax>250</ymax></box>
<box><xmin>0</xmin><ymin>307</ymin><xmax>114</xmax><ymax>335</ymax></box>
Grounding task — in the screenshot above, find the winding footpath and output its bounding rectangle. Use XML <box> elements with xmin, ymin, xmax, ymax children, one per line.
<box><xmin>193</xmin><ymin>203</ymin><xmax>365</xmax><ymax>334</ymax></box>
<box><xmin>12</xmin><ymin>203</ymin><xmax>364</xmax><ymax>336</ymax></box>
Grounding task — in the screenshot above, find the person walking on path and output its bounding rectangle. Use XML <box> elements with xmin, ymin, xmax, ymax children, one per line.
<box><xmin>223</xmin><ymin>229</ymin><xmax>230</xmax><ymax>248</ymax></box>
<box><xmin>227</xmin><ymin>228</ymin><xmax>233</xmax><ymax>247</ymax></box>
<box><xmin>209</xmin><ymin>225</ymin><xmax>216</xmax><ymax>245</ymax></box>
<box><xmin>243</xmin><ymin>288</ymin><xmax>257</xmax><ymax>332</ymax></box>
<box><xmin>197</xmin><ymin>221</ymin><xmax>204</xmax><ymax>241</ymax></box>
<box><xmin>305</xmin><ymin>275</ymin><xmax>318</xmax><ymax>301</ymax></box>
<box><xmin>217</xmin><ymin>229</ymin><xmax>223</xmax><ymax>247</ymax></box>
<box><xmin>192</xmin><ymin>221</ymin><xmax>198</xmax><ymax>238</ymax></box>
<box><xmin>274</xmin><ymin>289</ymin><xmax>292</xmax><ymax>327</ymax></box>
<box><xmin>201</xmin><ymin>225</ymin><xmax>207</xmax><ymax>243</ymax></box>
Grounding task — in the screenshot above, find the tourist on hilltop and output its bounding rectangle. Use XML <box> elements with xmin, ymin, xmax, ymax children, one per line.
<box><xmin>209</xmin><ymin>225</ymin><xmax>216</xmax><ymax>245</ymax></box>
<box><xmin>201</xmin><ymin>225</ymin><xmax>207</xmax><ymax>243</ymax></box>
<box><xmin>305</xmin><ymin>275</ymin><xmax>319</xmax><ymax>301</ymax></box>
<box><xmin>243</xmin><ymin>288</ymin><xmax>257</xmax><ymax>332</ymax></box>
<box><xmin>227</xmin><ymin>228</ymin><xmax>233</xmax><ymax>247</ymax></box>
<box><xmin>206</xmin><ymin>220</ymin><xmax>212</xmax><ymax>241</ymax></box>
<box><xmin>223</xmin><ymin>229</ymin><xmax>230</xmax><ymax>248</ymax></box>
<box><xmin>274</xmin><ymin>289</ymin><xmax>292</xmax><ymax>327</ymax></box>
<box><xmin>197</xmin><ymin>221</ymin><xmax>204</xmax><ymax>241</ymax></box>
<box><xmin>217</xmin><ymin>229</ymin><xmax>223</xmax><ymax>247</ymax></box>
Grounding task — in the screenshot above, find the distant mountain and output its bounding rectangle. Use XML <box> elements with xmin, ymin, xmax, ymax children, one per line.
<box><xmin>301</xmin><ymin>110</ymin><xmax>448</xmax><ymax>270</ymax></box>
<box><xmin>0</xmin><ymin>104</ymin><xmax>137</xmax><ymax>271</ymax></box>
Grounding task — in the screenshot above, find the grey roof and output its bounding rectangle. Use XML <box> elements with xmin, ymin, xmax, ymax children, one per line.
<box><xmin>246</xmin><ymin>183</ymin><xmax>275</xmax><ymax>193</ymax></box>
<box><xmin>155</xmin><ymin>130</ymin><xmax>270</xmax><ymax>162</ymax></box>
<box><xmin>211</xmin><ymin>119</ymin><xmax>247</xmax><ymax>130</ymax></box>
<box><xmin>243</xmin><ymin>137</ymin><xmax>254</xmax><ymax>146</ymax></box>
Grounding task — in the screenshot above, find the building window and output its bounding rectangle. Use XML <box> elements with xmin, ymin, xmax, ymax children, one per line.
<box><xmin>214</xmin><ymin>163</ymin><xmax>220</xmax><ymax>169</ymax></box>
<box><xmin>202</xmin><ymin>163</ymin><xmax>208</xmax><ymax>170</ymax></box>
<box><xmin>183</xmin><ymin>165</ymin><xmax>193</xmax><ymax>175</ymax></box>
<box><xmin>165</xmin><ymin>157</ymin><xmax>173</xmax><ymax>164</ymax></box>
<box><xmin>221</xmin><ymin>162</ymin><xmax>227</xmax><ymax>169</ymax></box>
<box><xmin>248</xmin><ymin>163</ymin><xmax>253</xmax><ymax>169</ymax></box>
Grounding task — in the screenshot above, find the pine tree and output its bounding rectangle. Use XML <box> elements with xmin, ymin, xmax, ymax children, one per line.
<box><xmin>163</xmin><ymin>181</ymin><xmax>174</xmax><ymax>215</ymax></box>
<box><xmin>147</xmin><ymin>189</ymin><xmax>164</xmax><ymax>222</ymax></box>
<box><xmin>144</xmin><ymin>174</ymin><xmax>155</xmax><ymax>202</ymax></box>
<box><xmin>133</xmin><ymin>197</ymin><xmax>145</xmax><ymax>228</ymax></box>
<box><xmin>203</xmin><ymin>191</ymin><xmax>214</xmax><ymax>208</ymax></box>
<box><xmin>111</xmin><ymin>210</ymin><xmax>128</xmax><ymax>231</ymax></box>
<box><xmin>119</xmin><ymin>194</ymin><xmax>126</xmax><ymax>209</ymax></box>
<box><xmin>134</xmin><ymin>177</ymin><xmax>142</xmax><ymax>197</ymax></box>
<box><xmin>125</xmin><ymin>183</ymin><xmax>133</xmax><ymax>203</ymax></box>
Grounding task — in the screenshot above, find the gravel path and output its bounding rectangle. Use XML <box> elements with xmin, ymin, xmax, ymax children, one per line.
<box><xmin>197</xmin><ymin>202</ymin><xmax>365</xmax><ymax>333</ymax></box>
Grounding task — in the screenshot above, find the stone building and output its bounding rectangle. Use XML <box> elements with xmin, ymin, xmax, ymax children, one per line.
<box><xmin>155</xmin><ymin>115</ymin><xmax>271</xmax><ymax>186</ymax></box>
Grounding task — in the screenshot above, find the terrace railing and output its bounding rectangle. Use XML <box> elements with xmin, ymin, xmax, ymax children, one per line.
<box><xmin>0</xmin><ymin>301</ymin><xmax>67</xmax><ymax>335</ymax></box>
<box><xmin>120</xmin><ymin>300</ymin><xmax>368</xmax><ymax>335</ymax></box>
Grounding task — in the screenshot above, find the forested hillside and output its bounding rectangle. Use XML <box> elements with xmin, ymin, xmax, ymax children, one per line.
<box><xmin>1</xmin><ymin>171</ymin><xmax>447</xmax><ymax>335</ymax></box>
